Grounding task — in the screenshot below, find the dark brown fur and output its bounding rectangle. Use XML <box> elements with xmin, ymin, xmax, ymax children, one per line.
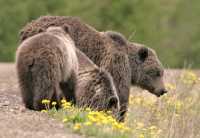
<box><xmin>16</xmin><ymin>26</ymin><xmax>78</xmax><ymax>110</ymax></box>
<box><xmin>104</xmin><ymin>31</ymin><xmax>167</xmax><ymax>97</ymax></box>
<box><xmin>20</xmin><ymin>16</ymin><xmax>131</xmax><ymax>121</ymax></box>
<box><xmin>76</xmin><ymin>49</ymin><xmax>120</xmax><ymax>119</ymax></box>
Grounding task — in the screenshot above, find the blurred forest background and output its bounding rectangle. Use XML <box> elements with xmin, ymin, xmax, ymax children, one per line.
<box><xmin>0</xmin><ymin>0</ymin><xmax>199</xmax><ymax>68</ymax></box>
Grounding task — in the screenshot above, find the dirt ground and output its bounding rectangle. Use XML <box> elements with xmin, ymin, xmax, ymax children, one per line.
<box><xmin>0</xmin><ymin>63</ymin><xmax>82</xmax><ymax>138</ymax></box>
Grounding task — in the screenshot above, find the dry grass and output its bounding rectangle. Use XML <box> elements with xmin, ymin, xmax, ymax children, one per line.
<box><xmin>43</xmin><ymin>69</ymin><xmax>200</xmax><ymax>138</ymax></box>
<box><xmin>128</xmin><ymin>69</ymin><xmax>200</xmax><ymax>138</ymax></box>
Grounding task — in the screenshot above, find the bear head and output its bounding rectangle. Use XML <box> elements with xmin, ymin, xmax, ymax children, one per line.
<box><xmin>104</xmin><ymin>31</ymin><xmax>167</xmax><ymax>97</ymax></box>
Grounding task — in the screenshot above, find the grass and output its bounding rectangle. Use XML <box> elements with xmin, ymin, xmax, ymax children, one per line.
<box><xmin>42</xmin><ymin>69</ymin><xmax>200</xmax><ymax>138</ymax></box>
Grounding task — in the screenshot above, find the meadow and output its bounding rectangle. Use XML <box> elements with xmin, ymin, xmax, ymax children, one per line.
<box><xmin>42</xmin><ymin>69</ymin><xmax>200</xmax><ymax>138</ymax></box>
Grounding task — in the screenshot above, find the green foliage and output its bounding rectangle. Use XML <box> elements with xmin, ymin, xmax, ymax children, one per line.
<box><xmin>0</xmin><ymin>0</ymin><xmax>199</xmax><ymax>68</ymax></box>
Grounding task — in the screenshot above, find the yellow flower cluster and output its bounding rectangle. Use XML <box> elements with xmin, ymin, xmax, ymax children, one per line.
<box><xmin>174</xmin><ymin>100</ymin><xmax>183</xmax><ymax>112</ymax></box>
<box><xmin>52</xmin><ymin>101</ymin><xmax>57</xmax><ymax>106</ymax></box>
<box><xmin>165</xmin><ymin>83</ymin><xmax>176</xmax><ymax>91</ymax></box>
<box><xmin>41</xmin><ymin>99</ymin><xmax>50</xmax><ymax>104</ymax></box>
<box><xmin>41</xmin><ymin>99</ymin><xmax>51</xmax><ymax>110</ymax></box>
<box><xmin>181</xmin><ymin>70</ymin><xmax>199</xmax><ymax>85</ymax></box>
<box><xmin>61</xmin><ymin>98</ymin><xmax>72</xmax><ymax>109</ymax></box>
<box><xmin>41</xmin><ymin>97</ymin><xmax>164</xmax><ymax>137</ymax></box>
<box><xmin>62</xmin><ymin>118</ymin><xmax>68</xmax><ymax>123</ymax></box>
<box><xmin>160</xmin><ymin>94</ymin><xmax>184</xmax><ymax>114</ymax></box>
<box><xmin>73</xmin><ymin>123</ymin><xmax>81</xmax><ymax>131</ymax></box>
<box><xmin>41</xmin><ymin>109</ymin><xmax>47</xmax><ymax>113</ymax></box>
<box><xmin>87</xmin><ymin>111</ymin><xmax>130</xmax><ymax>132</ymax></box>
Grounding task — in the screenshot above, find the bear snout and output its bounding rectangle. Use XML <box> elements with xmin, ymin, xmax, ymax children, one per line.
<box><xmin>157</xmin><ymin>88</ymin><xmax>167</xmax><ymax>97</ymax></box>
<box><xmin>108</xmin><ymin>96</ymin><xmax>120</xmax><ymax>111</ymax></box>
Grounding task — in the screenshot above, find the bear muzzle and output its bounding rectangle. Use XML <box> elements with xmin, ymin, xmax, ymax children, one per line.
<box><xmin>156</xmin><ymin>88</ymin><xmax>167</xmax><ymax>97</ymax></box>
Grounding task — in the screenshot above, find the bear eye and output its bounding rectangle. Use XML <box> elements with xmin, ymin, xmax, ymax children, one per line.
<box><xmin>147</xmin><ymin>70</ymin><xmax>155</xmax><ymax>76</ymax></box>
<box><xmin>147</xmin><ymin>70</ymin><xmax>161</xmax><ymax>77</ymax></box>
<box><xmin>156</xmin><ymin>70</ymin><xmax>163</xmax><ymax>77</ymax></box>
<box><xmin>156</xmin><ymin>71</ymin><xmax>161</xmax><ymax>77</ymax></box>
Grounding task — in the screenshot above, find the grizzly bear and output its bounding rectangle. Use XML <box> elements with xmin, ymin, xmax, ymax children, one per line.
<box><xmin>16</xmin><ymin>26</ymin><xmax>79</xmax><ymax>110</ymax></box>
<box><xmin>76</xmin><ymin>49</ymin><xmax>120</xmax><ymax>118</ymax></box>
<box><xmin>19</xmin><ymin>16</ymin><xmax>131</xmax><ymax>121</ymax></box>
<box><xmin>103</xmin><ymin>31</ymin><xmax>167</xmax><ymax>97</ymax></box>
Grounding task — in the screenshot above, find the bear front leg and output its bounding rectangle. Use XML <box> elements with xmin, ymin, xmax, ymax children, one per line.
<box><xmin>60</xmin><ymin>71</ymin><xmax>77</xmax><ymax>105</ymax></box>
<box><xmin>101</xmin><ymin>51</ymin><xmax>131</xmax><ymax>122</ymax></box>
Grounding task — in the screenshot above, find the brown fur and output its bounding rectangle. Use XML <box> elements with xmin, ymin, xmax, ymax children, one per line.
<box><xmin>76</xmin><ymin>49</ymin><xmax>120</xmax><ymax>119</ymax></box>
<box><xmin>16</xmin><ymin>26</ymin><xmax>78</xmax><ymax>110</ymax></box>
<box><xmin>104</xmin><ymin>31</ymin><xmax>167</xmax><ymax>97</ymax></box>
<box><xmin>20</xmin><ymin>16</ymin><xmax>131</xmax><ymax>121</ymax></box>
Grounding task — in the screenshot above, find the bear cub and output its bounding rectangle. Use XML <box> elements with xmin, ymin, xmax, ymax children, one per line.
<box><xmin>76</xmin><ymin>49</ymin><xmax>120</xmax><ymax>119</ymax></box>
<box><xmin>16</xmin><ymin>26</ymin><xmax>78</xmax><ymax>110</ymax></box>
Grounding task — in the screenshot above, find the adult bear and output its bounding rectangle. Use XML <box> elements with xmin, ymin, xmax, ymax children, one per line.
<box><xmin>16</xmin><ymin>26</ymin><xmax>78</xmax><ymax>110</ymax></box>
<box><xmin>103</xmin><ymin>31</ymin><xmax>167</xmax><ymax>96</ymax></box>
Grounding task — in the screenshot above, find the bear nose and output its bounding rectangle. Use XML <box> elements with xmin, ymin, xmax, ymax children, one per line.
<box><xmin>160</xmin><ymin>89</ymin><xmax>167</xmax><ymax>95</ymax></box>
<box><xmin>108</xmin><ymin>96</ymin><xmax>119</xmax><ymax>110</ymax></box>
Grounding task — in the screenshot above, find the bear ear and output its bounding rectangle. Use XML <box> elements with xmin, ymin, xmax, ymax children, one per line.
<box><xmin>19</xmin><ymin>31</ymin><xmax>26</xmax><ymax>41</ymax></box>
<box><xmin>105</xmin><ymin>31</ymin><xmax>127</xmax><ymax>46</ymax></box>
<box><xmin>138</xmin><ymin>47</ymin><xmax>148</xmax><ymax>63</ymax></box>
<box><xmin>62</xmin><ymin>24</ymin><xmax>70</xmax><ymax>33</ymax></box>
<box><xmin>38</xmin><ymin>28</ymin><xmax>44</xmax><ymax>33</ymax></box>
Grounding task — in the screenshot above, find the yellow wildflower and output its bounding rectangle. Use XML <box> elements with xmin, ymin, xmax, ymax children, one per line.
<box><xmin>62</xmin><ymin>118</ymin><xmax>68</xmax><ymax>123</ymax></box>
<box><xmin>175</xmin><ymin>100</ymin><xmax>183</xmax><ymax>111</ymax></box>
<box><xmin>139</xmin><ymin>133</ymin><xmax>145</xmax><ymax>138</ymax></box>
<box><xmin>61</xmin><ymin>98</ymin><xmax>67</xmax><ymax>104</ymax></box>
<box><xmin>175</xmin><ymin>113</ymin><xmax>180</xmax><ymax>117</ymax></box>
<box><xmin>85</xmin><ymin>107</ymin><xmax>91</xmax><ymax>111</ymax></box>
<box><xmin>149</xmin><ymin>125</ymin><xmax>157</xmax><ymax>130</ymax></box>
<box><xmin>102</xmin><ymin>118</ymin><xmax>109</xmax><ymax>125</ymax></box>
<box><xmin>41</xmin><ymin>109</ymin><xmax>47</xmax><ymax>113</ymax></box>
<box><xmin>135</xmin><ymin>97</ymin><xmax>142</xmax><ymax>105</ymax></box>
<box><xmin>41</xmin><ymin>99</ymin><xmax>50</xmax><ymax>104</ymax></box>
<box><xmin>61</xmin><ymin>101</ymin><xmax>72</xmax><ymax>109</ymax></box>
<box><xmin>51</xmin><ymin>101</ymin><xmax>57</xmax><ymax>106</ymax></box>
<box><xmin>181</xmin><ymin>70</ymin><xmax>198</xmax><ymax>84</ymax></box>
<box><xmin>107</xmin><ymin>116</ymin><xmax>116</xmax><ymax>123</ymax></box>
<box><xmin>73</xmin><ymin>123</ymin><xmax>81</xmax><ymax>131</ymax></box>
<box><xmin>88</xmin><ymin>114</ymin><xmax>98</xmax><ymax>122</ymax></box>
<box><xmin>84</xmin><ymin>121</ymin><xmax>92</xmax><ymax>126</ymax></box>
<box><xmin>112</xmin><ymin>122</ymin><xmax>123</xmax><ymax>129</ymax></box>
<box><xmin>165</xmin><ymin>83</ymin><xmax>176</xmax><ymax>91</ymax></box>
<box><xmin>107</xmin><ymin>110</ymin><xmax>112</xmax><ymax>114</ymax></box>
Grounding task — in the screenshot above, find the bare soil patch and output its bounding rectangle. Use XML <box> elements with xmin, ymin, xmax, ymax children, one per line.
<box><xmin>0</xmin><ymin>63</ymin><xmax>82</xmax><ymax>138</ymax></box>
